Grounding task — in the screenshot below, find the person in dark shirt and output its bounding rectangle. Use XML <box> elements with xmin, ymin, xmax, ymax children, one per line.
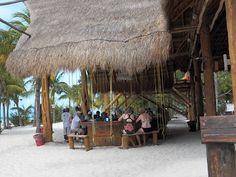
<box><xmin>94</xmin><ymin>111</ymin><xmax>102</xmax><ymax>121</ymax></box>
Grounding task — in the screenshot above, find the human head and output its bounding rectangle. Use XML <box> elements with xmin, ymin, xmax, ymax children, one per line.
<box><xmin>75</xmin><ymin>106</ymin><xmax>81</xmax><ymax>112</ymax></box>
<box><xmin>125</xmin><ymin>107</ymin><xmax>133</xmax><ymax>114</ymax></box>
<box><xmin>96</xmin><ymin>111</ymin><xmax>100</xmax><ymax>115</ymax></box>
<box><xmin>139</xmin><ymin>108</ymin><xmax>145</xmax><ymax>113</ymax></box>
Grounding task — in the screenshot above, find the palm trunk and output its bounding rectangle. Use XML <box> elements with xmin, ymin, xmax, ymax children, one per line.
<box><xmin>0</xmin><ymin>101</ymin><xmax>2</xmax><ymax>129</ymax></box>
<box><xmin>35</xmin><ymin>78</ymin><xmax>41</xmax><ymax>133</ymax></box>
<box><xmin>3</xmin><ymin>102</ymin><xmax>6</xmax><ymax>128</ymax></box>
<box><xmin>6</xmin><ymin>101</ymin><xmax>9</xmax><ymax>127</ymax></box>
<box><xmin>16</xmin><ymin>101</ymin><xmax>22</xmax><ymax>126</ymax></box>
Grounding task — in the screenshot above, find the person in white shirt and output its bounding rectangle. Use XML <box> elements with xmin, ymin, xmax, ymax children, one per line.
<box><xmin>61</xmin><ymin>108</ymin><xmax>72</xmax><ymax>141</ymax></box>
<box><xmin>71</xmin><ymin>112</ymin><xmax>81</xmax><ymax>134</ymax></box>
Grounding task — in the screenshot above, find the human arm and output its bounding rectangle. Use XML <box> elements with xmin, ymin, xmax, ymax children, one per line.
<box><xmin>118</xmin><ymin>114</ymin><xmax>124</xmax><ymax>122</ymax></box>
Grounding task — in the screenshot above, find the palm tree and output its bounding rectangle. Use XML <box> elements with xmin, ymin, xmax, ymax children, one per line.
<box><xmin>11</xmin><ymin>105</ymin><xmax>33</xmax><ymax>126</ymax></box>
<box><xmin>58</xmin><ymin>84</ymin><xmax>82</xmax><ymax>107</ymax></box>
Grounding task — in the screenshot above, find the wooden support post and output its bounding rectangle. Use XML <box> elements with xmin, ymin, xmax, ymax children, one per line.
<box><xmin>81</xmin><ymin>70</ymin><xmax>89</xmax><ymax>115</ymax></box>
<box><xmin>122</xmin><ymin>135</ymin><xmax>129</xmax><ymax>149</ymax></box>
<box><xmin>84</xmin><ymin>136</ymin><xmax>91</xmax><ymax>151</ymax></box>
<box><xmin>193</xmin><ymin>59</ymin><xmax>204</xmax><ymax>129</ymax></box>
<box><xmin>41</xmin><ymin>75</ymin><xmax>53</xmax><ymax>142</ymax></box>
<box><xmin>206</xmin><ymin>143</ymin><xmax>235</xmax><ymax>177</ymax></box>
<box><xmin>225</xmin><ymin>0</ymin><xmax>236</xmax><ymax>112</ymax></box>
<box><xmin>201</xmin><ymin>116</ymin><xmax>236</xmax><ymax>177</ymax></box>
<box><xmin>103</xmin><ymin>93</ymin><xmax>110</xmax><ymax>114</ymax></box>
<box><xmin>68</xmin><ymin>136</ymin><xmax>75</xmax><ymax>149</ymax></box>
<box><xmin>189</xmin><ymin>71</ymin><xmax>196</xmax><ymax>122</ymax></box>
<box><xmin>152</xmin><ymin>132</ymin><xmax>158</xmax><ymax>145</ymax></box>
<box><xmin>200</xmin><ymin>22</ymin><xmax>216</xmax><ymax>116</ymax></box>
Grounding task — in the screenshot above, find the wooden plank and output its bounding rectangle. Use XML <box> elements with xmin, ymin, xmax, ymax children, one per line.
<box><xmin>201</xmin><ymin>115</ymin><xmax>236</xmax><ymax>129</ymax></box>
<box><xmin>202</xmin><ymin>129</ymin><xmax>236</xmax><ymax>143</ymax></box>
<box><xmin>225</xmin><ymin>0</ymin><xmax>236</xmax><ymax>113</ymax></box>
<box><xmin>201</xmin><ymin>116</ymin><xmax>236</xmax><ymax>143</ymax></box>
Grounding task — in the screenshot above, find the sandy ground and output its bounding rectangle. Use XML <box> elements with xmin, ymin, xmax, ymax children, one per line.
<box><xmin>0</xmin><ymin>116</ymin><xmax>207</xmax><ymax>177</ymax></box>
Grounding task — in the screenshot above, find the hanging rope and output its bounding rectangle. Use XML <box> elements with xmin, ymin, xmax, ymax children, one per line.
<box><xmin>90</xmin><ymin>71</ymin><xmax>96</xmax><ymax>145</ymax></box>
<box><xmin>109</xmin><ymin>69</ymin><xmax>113</xmax><ymax>143</ymax></box>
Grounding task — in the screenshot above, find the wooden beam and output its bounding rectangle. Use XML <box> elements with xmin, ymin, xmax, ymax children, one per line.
<box><xmin>171</xmin><ymin>26</ymin><xmax>197</xmax><ymax>34</ymax></box>
<box><xmin>138</xmin><ymin>95</ymin><xmax>157</xmax><ymax>106</ymax></box>
<box><xmin>0</xmin><ymin>0</ymin><xmax>26</xmax><ymax>6</ymax></box>
<box><xmin>209</xmin><ymin>0</ymin><xmax>225</xmax><ymax>32</ymax></box>
<box><xmin>225</xmin><ymin>0</ymin><xmax>236</xmax><ymax>113</ymax></box>
<box><xmin>191</xmin><ymin>0</ymin><xmax>212</xmax><ymax>55</ymax></box>
<box><xmin>171</xmin><ymin>87</ymin><xmax>191</xmax><ymax>106</ymax></box>
<box><xmin>169</xmin><ymin>52</ymin><xmax>189</xmax><ymax>59</ymax></box>
<box><xmin>41</xmin><ymin>76</ymin><xmax>52</xmax><ymax>142</ymax></box>
<box><xmin>172</xmin><ymin>0</ymin><xmax>194</xmax><ymax>22</ymax></box>
<box><xmin>104</xmin><ymin>94</ymin><xmax>122</xmax><ymax>112</ymax></box>
<box><xmin>200</xmin><ymin>22</ymin><xmax>216</xmax><ymax>116</ymax></box>
<box><xmin>117</xmin><ymin>95</ymin><xmax>131</xmax><ymax>109</ymax></box>
<box><xmin>0</xmin><ymin>18</ymin><xmax>31</xmax><ymax>38</ymax></box>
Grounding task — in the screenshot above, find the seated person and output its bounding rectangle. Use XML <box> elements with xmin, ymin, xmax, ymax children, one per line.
<box><xmin>94</xmin><ymin>111</ymin><xmax>102</xmax><ymax>121</ymax></box>
<box><xmin>101</xmin><ymin>112</ymin><xmax>109</xmax><ymax>122</ymax></box>
<box><xmin>118</xmin><ymin>107</ymin><xmax>136</xmax><ymax>147</ymax></box>
<box><xmin>71</xmin><ymin>111</ymin><xmax>84</xmax><ymax>135</ymax></box>
<box><xmin>135</xmin><ymin>108</ymin><xmax>152</xmax><ymax>146</ymax></box>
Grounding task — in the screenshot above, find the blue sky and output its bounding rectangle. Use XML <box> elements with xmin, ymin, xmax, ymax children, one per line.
<box><xmin>0</xmin><ymin>1</ymin><xmax>25</xmax><ymax>29</ymax></box>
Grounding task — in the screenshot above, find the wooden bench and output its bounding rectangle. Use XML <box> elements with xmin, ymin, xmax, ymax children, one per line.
<box><xmin>68</xmin><ymin>133</ymin><xmax>92</xmax><ymax>151</ymax></box>
<box><xmin>121</xmin><ymin>130</ymin><xmax>159</xmax><ymax>149</ymax></box>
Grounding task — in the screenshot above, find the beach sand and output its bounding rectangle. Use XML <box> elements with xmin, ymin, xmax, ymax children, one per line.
<box><xmin>0</xmin><ymin>116</ymin><xmax>207</xmax><ymax>177</ymax></box>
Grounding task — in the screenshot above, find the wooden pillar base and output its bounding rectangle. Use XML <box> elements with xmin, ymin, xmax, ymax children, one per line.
<box><xmin>84</xmin><ymin>136</ymin><xmax>92</xmax><ymax>151</ymax></box>
<box><xmin>207</xmin><ymin>143</ymin><xmax>236</xmax><ymax>177</ymax></box>
<box><xmin>122</xmin><ymin>135</ymin><xmax>129</xmax><ymax>149</ymax></box>
<box><xmin>68</xmin><ymin>136</ymin><xmax>75</xmax><ymax>149</ymax></box>
<box><xmin>152</xmin><ymin>132</ymin><xmax>158</xmax><ymax>145</ymax></box>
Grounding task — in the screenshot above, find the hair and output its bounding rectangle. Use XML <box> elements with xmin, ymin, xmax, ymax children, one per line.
<box><xmin>75</xmin><ymin>106</ymin><xmax>81</xmax><ymax>112</ymax></box>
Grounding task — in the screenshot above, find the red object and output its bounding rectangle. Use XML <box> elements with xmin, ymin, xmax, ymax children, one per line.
<box><xmin>39</xmin><ymin>127</ymin><xmax>43</xmax><ymax>133</ymax></box>
<box><xmin>33</xmin><ymin>133</ymin><xmax>45</xmax><ymax>146</ymax></box>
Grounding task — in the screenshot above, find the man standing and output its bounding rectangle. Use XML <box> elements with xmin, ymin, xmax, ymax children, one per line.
<box><xmin>61</xmin><ymin>108</ymin><xmax>71</xmax><ymax>142</ymax></box>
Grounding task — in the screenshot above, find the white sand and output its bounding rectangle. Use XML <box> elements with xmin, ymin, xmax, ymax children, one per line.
<box><xmin>0</xmin><ymin>116</ymin><xmax>207</xmax><ymax>177</ymax></box>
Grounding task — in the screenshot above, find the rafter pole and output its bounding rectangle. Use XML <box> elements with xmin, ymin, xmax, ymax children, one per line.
<box><xmin>210</xmin><ymin>0</ymin><xmax>225</xmax><ymax>32</ymax></box>
<box><xmin>0</xmin><ymin>0</ymin><xmax>26</xmax><ymax>6</ymax></box>
<box><xmin>0</xmin><ymin>18</ymin><xmax>31</xmax><ymax>38</ymax></box>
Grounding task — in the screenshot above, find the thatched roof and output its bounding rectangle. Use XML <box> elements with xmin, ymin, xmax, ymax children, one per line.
<box><xmin>6</xmin><ymin>0</ymin><xmax>171</xmax><ymax>76</ymax></box>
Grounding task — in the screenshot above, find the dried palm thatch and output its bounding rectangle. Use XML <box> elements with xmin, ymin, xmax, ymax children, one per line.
<box><xmin>6</xmin><ymin>0</ymin><xmax>171</xmax><ymax>77</ymax></box>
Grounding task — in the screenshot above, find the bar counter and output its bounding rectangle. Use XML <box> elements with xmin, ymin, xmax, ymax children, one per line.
<box><xmin>81</xmin><ymin>121</ymin><xmax>123</xmax><ymax>146</ymax></box>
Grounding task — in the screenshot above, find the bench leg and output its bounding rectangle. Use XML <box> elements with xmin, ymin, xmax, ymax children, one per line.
<box><xmin>84</xmin><ymin>136</ymin><xmax>91</xmax><ymax>151</ymax></box>
<box><xmin>152</xmin><ymin>132</ymin><xmax>158</xmax><ymax>145</ymax></box>
<box><xmin>68</xmin><ymin>136</ymin><xmax>75</xmax><ymax>149</ymax></box>
<box><xmin>122</xmin><ymin>135</ymin><xmax>129</xmax><ymax>149</ymax></box>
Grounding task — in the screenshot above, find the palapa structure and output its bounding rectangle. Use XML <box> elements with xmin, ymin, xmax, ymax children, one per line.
<box><xmin>6</xmin><ymin>0</ymin><xmax>171</xmax><ymax>76</ymax></box>
<box><xmin>6</xmin><ymin>0</ymin><xmax>172</xmax><ymax>145</ymax></box>
<box><xmin>4</xmin><ymin>0</ymin><xmax>236</xmax><ymax>176</ymax></box>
